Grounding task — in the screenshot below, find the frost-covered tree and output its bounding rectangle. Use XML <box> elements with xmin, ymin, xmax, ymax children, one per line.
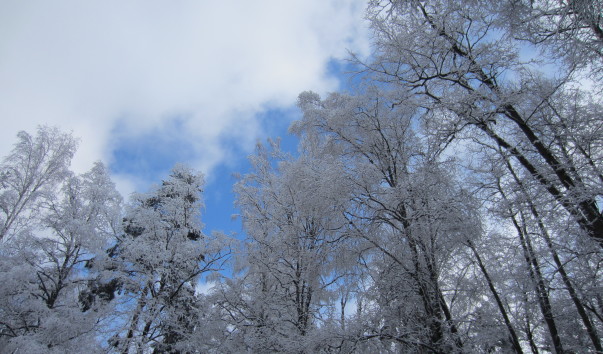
<box><xmin>294</xmin><ymin>87</ymin><xmax>486</xmax><ymax>352</ymax></box>
<box><xmin>0</xmin><ymin>160</ymin><xmax>122</xmax><ymax>353</ymax></box>
<box><xmin>491</xmin><ymin>0</ymin><xmax>603</xmax><ymax>75</ymax></box>
<box><xmin>1</xmin><ymin>0</ymin><xmax>602</xmax><ymax>351</ymax></box>
<box><xmin>220</xmin><ymin>141</ymin><xmax>354</xmax><ymax>352</ymax></box>
<box><xmin>336</xmin><ymin>2</ymin><xmax>603</xmax><ymax>352</ymax></box>
<box><xmin>0</xmin><ymin>126</ymin><xmax>77</xmax><ymax>241</ymax></box>
<box><xmin>111</xmin><ymin>164</ymin><xmax>229</xmax><ymax>353</ymax></box>
<box><xmin>362</xmin><ymin>0</ymin><xmax>603</xmax><ymax>251</ymax></box>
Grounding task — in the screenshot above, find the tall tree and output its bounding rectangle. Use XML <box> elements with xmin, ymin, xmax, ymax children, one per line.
<box><xmin>295</xmin><ymin>88</ymin><xmax>485</xmax><ymax>352</ymax></box>
<box><xmin>0</xmin><ymin>161</ymin><xmax>122</xmax><ymax>353</ymax></box>
<box><xmin>0</xmin><ymin>126</ymin><xmax>77</xmax><ymax>241</ymax></box>
<box><xmin>112</xmin><ymin>164</ymin><xmax>229</xmax><ymax>353</ymax></box>
<box><xmin>224</xmin><ymin>141</ymin><xmax>353</xmax><ymax>352</ymax></box>
<box><xmin>362</xmin><ymin>0</ymin><xmax>603</xmax><ymax>249</ymax></box>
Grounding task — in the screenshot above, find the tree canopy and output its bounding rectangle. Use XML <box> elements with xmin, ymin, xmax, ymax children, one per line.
<box><xmin>1</xmin><ymin>1</ymin><xmax>602</xmax><ymax>352</ymax></box>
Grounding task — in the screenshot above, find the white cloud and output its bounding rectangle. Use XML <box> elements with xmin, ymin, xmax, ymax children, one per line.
<box><xmin>0</xmin><ymin>0</ymin><xmax>370</xmax><ymax>194</ymax></box>
<box><xmin>195</xmin><ymin>280</ymin><xmax>216</xmax><ymax>296</ymax></box>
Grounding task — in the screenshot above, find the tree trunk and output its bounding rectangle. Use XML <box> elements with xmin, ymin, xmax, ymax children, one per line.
<box><xmin>467</xmin><ymin>240</ymin><xmax>524</xmax><ymax>353</ymax></box>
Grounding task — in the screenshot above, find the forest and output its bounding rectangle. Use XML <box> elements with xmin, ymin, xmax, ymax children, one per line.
<box><xmin>1</xmin><ymin>0</ymin><xmax>602</xmax><ymax>353</ymax></box>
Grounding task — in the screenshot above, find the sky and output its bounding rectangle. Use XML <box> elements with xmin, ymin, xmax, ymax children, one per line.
<box><xmin>0</xmin><ymin>0</ymin><xmax>371</xmax><ymax>236</ymax></box>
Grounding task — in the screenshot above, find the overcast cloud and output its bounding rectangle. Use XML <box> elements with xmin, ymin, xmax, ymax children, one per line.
<box><xmin>0</xmin><ymin>0</ymin><xmax>370</xmax><ymax>195</ymax></box>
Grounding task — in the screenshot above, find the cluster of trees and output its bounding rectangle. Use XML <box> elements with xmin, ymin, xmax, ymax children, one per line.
<box><xmin>220</xmin><ymin>0</ymin><xmax>603</xmax><ymax>352</ymax></box>
<box><xmin>0</xmin><ymin>128</ymin><xmax>230</xmax><ymax>353</ymax></box>
<box><xmin>1</xmin><ymin>0</ymin><xmax>602</xmax><ymax>352</ymax></box>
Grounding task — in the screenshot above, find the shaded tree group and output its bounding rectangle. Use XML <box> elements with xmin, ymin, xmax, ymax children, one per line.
<box><xmin>1</xmin><ymin>0</ymin><xmax>602</xmax><ymax>352</ymax></box>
